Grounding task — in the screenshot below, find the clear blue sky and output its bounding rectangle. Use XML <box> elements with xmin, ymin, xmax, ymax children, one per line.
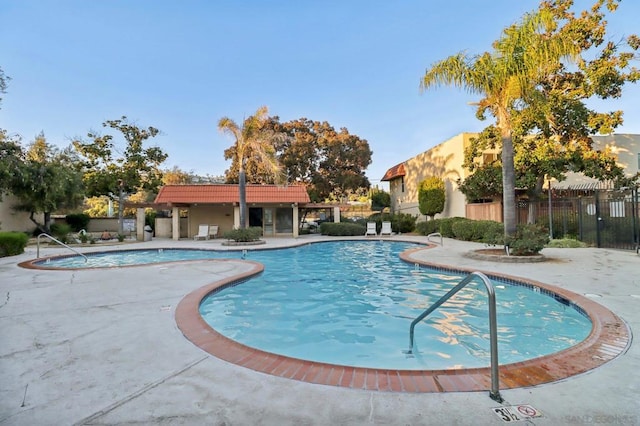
<box><xmin>1</xmin><ymin>0</ymin><xmax>639</xmax><ymax>188</ymax></box>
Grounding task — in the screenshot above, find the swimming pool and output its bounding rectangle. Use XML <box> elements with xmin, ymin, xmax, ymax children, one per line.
<box><xmin>198</xmin><ymin>241</ymin><xmax>591</xmax><ymax>369</ymax></box>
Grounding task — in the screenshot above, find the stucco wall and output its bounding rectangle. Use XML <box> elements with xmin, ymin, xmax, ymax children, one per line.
<box><xmin>558</xmin><ymin>134</ymin><xmax>639</xmax><ymax>188</ymax></box>
<box><xmin>0</xmin><ymin>195</ymin><xmax>43</xmax><ymax>232</ymax></box>
<box><xmin>188</xmin><ymin>206</ymin><xmax>235</xmax><ymax>238</ymax></box>
<box><xmin>389</xmin><ymin>133</ymin><xmax>476</xmax><ymax>219</ymax></box>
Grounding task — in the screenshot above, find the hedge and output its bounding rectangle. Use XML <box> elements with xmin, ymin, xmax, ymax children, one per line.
<box><xmin>320</xmin><ymin>222</ymin><xmax>366</xmax><ymax>236</ymax></box>
<box><xmin>0</xmin><ymin>232</ymin><xmax>29</xmax><ymax>257</ymax></box>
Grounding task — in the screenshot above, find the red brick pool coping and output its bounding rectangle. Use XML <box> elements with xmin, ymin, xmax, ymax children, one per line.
<box><xmin>175</xmin><ymin>246</ymin><xmax>631</xmax><ymax>394</ymax></box>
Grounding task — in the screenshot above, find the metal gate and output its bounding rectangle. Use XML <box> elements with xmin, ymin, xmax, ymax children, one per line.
<box><xmin>517</xmin><ymin>185</ymin><xmax>639</xmax><ymax>250</ymax></box>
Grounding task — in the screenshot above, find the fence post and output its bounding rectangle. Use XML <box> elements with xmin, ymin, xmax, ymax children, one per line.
<box><xmin>595</xmin><ymin>190</ymin><xmax>601</xmax><ymax>248</ymax></box>
<box><xmin>547</xmin><ymin>180</ymin><xmax>553</xmax><ymax>239</ymax></box>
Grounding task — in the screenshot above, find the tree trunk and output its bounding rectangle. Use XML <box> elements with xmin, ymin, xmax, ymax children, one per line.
<box><xmin>29</xmin><ymin>211</ymin><xmax>47</xmax><ymax>234</ymax></box>
<box><xmin>118</xmin><ymin>184</ymin><xmax>125</xmax><ymax>235</ymax></box>
<box><xmin>501</xmin><ymin>131</ymin><xmax>517</xmax><ymax>237</ymax></box>
<box><xmin>239</xmin><ymin>168</ymin><xmax>247</xmax><ymax>229</ymax></box>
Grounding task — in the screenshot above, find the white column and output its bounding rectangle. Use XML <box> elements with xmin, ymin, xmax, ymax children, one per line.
<box><xmin>293</xmin><ymin>205</ymin><xmax>299</xmax><ymax>238</ymax></box>
<box><xmin>136</xmin><ymin>208</ymin><xmax>145</xmax><ymax>241</ymax></box>
<box><xmin>233</xmin><ymin>205</ymin><xmax>240</xmax><ymax>229</ymax></box>
<box><xmin>333</xmin><ymin>206</ymin><xmax>341</xmax><ymax>223</ymax></box>
<box><xmin>172</xmin><ymin>206</ymin><xmax>180</xmax><ymax>240</ymax></box>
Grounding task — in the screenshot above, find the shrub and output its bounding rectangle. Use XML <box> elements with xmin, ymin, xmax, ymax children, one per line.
<box><xmin>481</xmin><ymin>221</ymin><xmax>506</xmax><ymax>246</ymax></box>
<box><xmin>451</xmin><ymin>219</ymin><xmax>481</xmax><ymax>241</ymax></box>
<box><xmin>415</xmin><ymin>220</ymin><xmax>439</xmax><ymax>236</ymax></box>
<box><xmin>320</xmin><ymin>222</ymin><xmax>366</xmax><ymax>236</ymax></box>
<box><xmin>223</xmin><ymin>227</ymin><xmax>263</xmax><ymax>242</ymax></box>
<box><xmin>0</xmin><ymin>232</ymin><xmax>29</xmax><ymax>257</ymax></box>
<box><xmin>418</xmin><ymin>177</ymin><xmax>445</xmax><ymax>219</ymax></box>
<box><xmin>437</xmin><ymin>217</ymin><xmax>467</xmax><ymax>238</ymax></box>
<box><xmin>546</xmin><ymin>238</ymin><xmax>587</xmax><ymax>248</ymax></box>
<box><xmin>505</xmin><ymin>223</ymin><xmax>550</xmax><ymax>255</ymax></box>
<box><xmin>65</xmin><ymin>213</ymin><xmax>91</xmax><ymax>232</ymax></box>
<box><xmin>392</xmin><ymin>213</ymin><xmax>418</xmax><ymax>233</ymax></box>
<box><xmin>145</xmin><ymin>211</ymin><xmax>157</xmax><ymax>231</ymax></box>
<box><xmin>50</xmin><ymin>223</ymin><xmax>72</xmax><ymax>244</ymax></box>
<box><xmin>366</xmin><ymin>212</ymin><xmax>417</xmax><ymax>234</ymax></box>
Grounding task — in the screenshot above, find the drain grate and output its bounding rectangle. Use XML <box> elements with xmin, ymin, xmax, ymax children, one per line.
<box><xmin>492</xmin><ymin>405</ymin><xmax>543</xmax><ymax>422</ymax></box>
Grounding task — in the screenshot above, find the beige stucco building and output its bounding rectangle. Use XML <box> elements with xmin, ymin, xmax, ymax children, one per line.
<box><xmin>382</xmin><ymin>132</ymin><xmax>639</xmax><ymax>221</ymax></box>
<box><xmin>557</xmin><ymin>134</ymin><xmax>640</xmax><ymax>188</ymax></box>
<box><xmin>382</xmin><ymin>133</ymin><xmax>497</xmax><ymax>219</ymax></box>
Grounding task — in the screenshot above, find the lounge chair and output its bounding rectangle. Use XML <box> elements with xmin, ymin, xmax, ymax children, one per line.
<box><xmin>380</xmin><ymin>221</ymin><xmax>392</xmax><ymax>236</ymax></box>
<box><xmin>365</xmin><ymin>222</ymin><xmax>377</xmax><ymax>236</ymax></box>
<box><xmin>208</xmin><ymin>225</ymin><xmax>219</xmax><ymax>239</ymax></box>
<box><xmin>194</xmin><ymin>224</ymin><xmax>210</xmax><ymax>240</ymax></box>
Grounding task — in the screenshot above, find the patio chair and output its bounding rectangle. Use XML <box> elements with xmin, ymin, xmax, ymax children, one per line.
<box><xmin>208</xmin><ymin>225</ymin><xmax>219</xmax><ymax>239</ymax></box>
<box><xmin>365</xmin><ymin>222</ymin><xmax>377</xmax><ymax>236</ymax></box>
<box><xmin>380</xmin><ymin>221</ymin><xmax>392</xmax><ymax>236</ymax></box>
<box><xmin>194</xmin><ymin>224</ymin><xmax>210</xmax><ymax>240</ymax></box>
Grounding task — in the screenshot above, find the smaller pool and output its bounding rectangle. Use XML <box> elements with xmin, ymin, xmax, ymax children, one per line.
<box><xmin>32</xmin><ymin>248</ymin><xmax>235</xmax><ymax>268</ymax></box>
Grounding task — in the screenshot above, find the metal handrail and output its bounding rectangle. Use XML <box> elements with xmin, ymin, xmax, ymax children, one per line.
<box><xmin>37</xmin><ymin>233</ymin><xmax>88</xmax><ymax>262</ymax></box>
<box><xmin>407</xmin><ymin>271</ymin><xmax>502</xmax><ymax>402</ymax></box>
<box><xmin>426</xmin><ymin>232</ymin><xmax>443</xmax><ymax>245</ymax></box>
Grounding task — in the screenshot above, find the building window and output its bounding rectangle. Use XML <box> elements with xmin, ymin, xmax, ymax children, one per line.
<box><xmin>401</xmin><ymin>177</ymin><xmax>405</xmax><ymax>192</ymax></box>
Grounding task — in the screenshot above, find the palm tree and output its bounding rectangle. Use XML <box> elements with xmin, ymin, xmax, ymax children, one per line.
<box><xmin>421</xmin><ymin>9</ymin><xmax>577</xmax><ymax>237</ymax></box>
<box><xmin>218</xmin><ymin>106</ymin><xmax>282</xmax><ymax>229</ymax></box>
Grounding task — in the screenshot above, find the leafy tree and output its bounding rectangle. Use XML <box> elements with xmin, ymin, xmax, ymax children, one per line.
<box><xmin>0</xmin><ymin>130</ymin><xmax>23</xmax><ymax>200</ymax></box>
<box><xmin>83</xmin><ymin>196</ymin><xmax>110</xmax><ymax>217</ymax></box>
<box><xmin>162</xmin><ymin>166</ymin><xmax>195</xmax><ymax>185</ymax></box>
<box><xmin>462</xmin><ymin>1</ymin><xmax>638</xmax><ymax>198</ymax></box>
<box><xmin>458</xmin><ymin>164</ymin><xmax>504</xmax><ymax>202</ymax></box>
<box><xmin>218</xmin><ymin>106</ymin><xmax>283</xmax><ymax>229</ymax></box>
<box><xmin>418</xmin><ymin>177</ymin><xmax>445</xmax><ymax>220</ymax></box>
<box><xmin>73</xmin><ymin>116</ymin><xmax>167</xmax><ymax>234</ymax></box>
<box><xmin>370</xmin><ymin>188</ymin><xmax>391</xmax><ymax>211</ymax></box>
<box><xmin>9</xmin><ymin>133</ymin><xmax>84</xmax><ymax>232</ymax></box>
<box><xmin>225</xmin><ymin>117</ymin><xmax>372</xmax><ymax>202</ymax></box>
<box><xmin>421</xmin><ymin>8</ymin><xmax>579</xmax><ymax>236</ymax></box>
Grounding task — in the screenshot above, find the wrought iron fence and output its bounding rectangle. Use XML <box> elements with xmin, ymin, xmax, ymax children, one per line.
<box><xmin>516</xmin><ymin>183</ymin><xmax>639</xmax><ymax>250</ymax></box>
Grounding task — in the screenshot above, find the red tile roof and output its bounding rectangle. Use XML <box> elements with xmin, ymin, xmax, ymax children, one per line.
<box><xmin>381</xmin><ymin>163</ymin><xmax>405</xmax><ymax>181</ymax></box>
<box><xmin>154</xmin><ymin>184</ymin><xmax>310</xmax><ymax>205</ymax></box>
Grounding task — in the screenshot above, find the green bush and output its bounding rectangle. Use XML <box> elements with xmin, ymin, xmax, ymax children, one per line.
<box><xmin>50</xmin><ymin>223</ymin><xmax>72</xmax><ymax>244</ymax></box>
<box><xmin>366</xmin><ymin>212</ymin><xmax>417</xmax><ymax>234</ymax></box>
<box><xmin>145</xmin><ymin>211</ymin><xmax>157</xmax><ymax>231</ymax></box>
<box><xmin>437</xmin><ymin>217</ymin><xmax>468</xmax><ymax>238</ymax></box>
<box><xmin>536</xmin><ymin>213</ymin><xmax>579</xmax><ymax>239</ymax></box>
<box><xmin>415</xmin><ymin>220</ymin><xmax>439</xmax><ymax>236</ymax></box>
<box><xmin>451</xmin><ymin>219</ymin><xmax>480</xmax><ymax>241</ymax></box>
<box><xmin>506</xmin><ymin>223</ymin><xmax>550</xmax><ymax>255</ymax></box>
<box><xmin>393</xmin><ymin>213</ymin><xmax>418</xmax><ymax>233</ymax></box>
<box><xmin>0</xmin><ymin>232</ymin><xmax>29</xmax><ymax>257</ymax></box>
<box><xmin>546</xmin><ymin>238</ymin><xmax>587</xmax><ymax>248</ymax></box>
<box><xmin>481</xmin><ymin>221</ymin><xmax>506</xmax><ymax>245</ymax></box>
<box><xmin>223</xmin><ymin>227</ymin><xmax>263</xmax><ymax>242</ymax></box>
<box><xmin>65</xmin><ymin>213</ymin><xmax>91</xmax><ymax>232</ymax></box>
<box><xmin>320</xmin><ymin>222</ymin><xmax>366</xmax><ymax>236</ymax></box>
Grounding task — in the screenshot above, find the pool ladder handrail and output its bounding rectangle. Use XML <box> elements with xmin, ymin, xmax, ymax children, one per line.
<box><xmin>407</xmin><ymin>271</ymin><xmax>502</xmax><ymax>402</ymax></box>
<box><xmin>37</xmin><ymin>233</ymin><xmax>88</xmax><ymax>263</ymax></box>
<box><xmin>426</xmin><ymin>232</ymin><xmax>443</xmax><ymax>245</ymax></box>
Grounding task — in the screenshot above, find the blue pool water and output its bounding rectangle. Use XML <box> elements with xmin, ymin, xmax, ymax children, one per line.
<box><xmin>198</xmin><ymin>241</ymin><xmax>591</xmax><ymax>369</ymax></box>
<box><xmin>38</xmin><ymin>241</ymin><xmax>592</xmax><ymax>369</ymax></box>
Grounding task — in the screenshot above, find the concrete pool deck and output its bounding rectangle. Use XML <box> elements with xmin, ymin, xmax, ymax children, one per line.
<box><xmin>0</xmin><ymin>235</ymin><xmax>638</xmax><ymax>425</ymax></box>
